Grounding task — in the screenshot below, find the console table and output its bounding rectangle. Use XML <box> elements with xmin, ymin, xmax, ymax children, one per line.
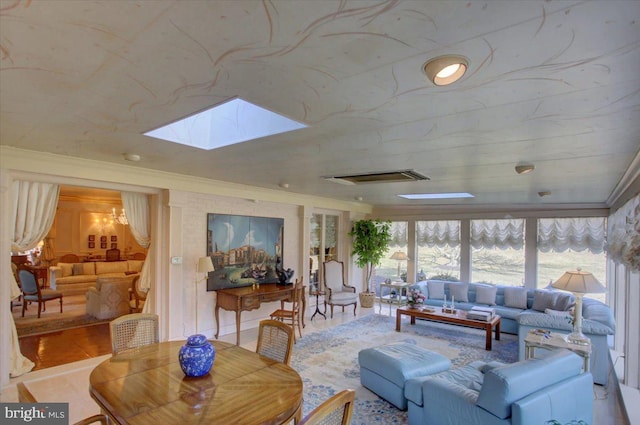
<box><xmin>215</xmin><ymin>283</ymin><xmax>306</xmax><ymax>345</ymax></box>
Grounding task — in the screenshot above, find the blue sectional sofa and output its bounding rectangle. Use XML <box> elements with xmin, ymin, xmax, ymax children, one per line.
<box><xmin>405</xmin><ymin>350</ymin><xmax>593</xmax><ymax>425</ymax></box>
<box><xmin>410</xmin><ymin>280</ymin><xmax>615</xmax><ymax>385</ymax></box>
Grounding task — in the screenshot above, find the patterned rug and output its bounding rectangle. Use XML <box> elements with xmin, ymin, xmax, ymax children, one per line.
<box><xmin>293</xmin><ymin>314</ymin><xmax>518</xmax><ymax>424</ymax></box>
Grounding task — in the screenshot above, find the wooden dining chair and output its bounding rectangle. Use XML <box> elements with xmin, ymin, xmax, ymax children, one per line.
<box><xmin>269</xmin><ymin>277</ymin><xmax>304</xmax><ymax>342</ymax></box>
<box><xmin>109</xmin><ymin>313</ymin><xmax>159</xmax><ymax>354</ymax></box>
<box><xmin>256</xmin><ymin>319</ymin><xmax>294</xmax><ymax>365</ymax></box>
<box><xmin>128</xmin><ymin>275</ymin><xmax>146</xmax><ymax>313</ymax></box>
<box><xmin>18</xmin><ymin>268</ymin><xmax>63</xmax><ymax>318</ymax></box>
<box><xmin>105</xmin><ymin>248</ymin><xmax>120</xmax><ymax>262</ymax></box>
<box><xmin>299</xmin><ymin>389</ymin><xmax>355</xmax><ymax>425</ymax></box>
<box><xmin>17</xmin><ymin>382</ymin><xmax>110</xmax><ymax>425</ymax></box>
<box><xmin>59</xmin><ymin>253</ymin><xmax>80</xmax><ymax>263</ymax></box>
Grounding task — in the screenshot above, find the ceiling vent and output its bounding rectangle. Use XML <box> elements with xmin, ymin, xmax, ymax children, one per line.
<box><xmin>324</xmin><ymin>170</ymin><xmax>429</xmax><ymax>185</ymax></box>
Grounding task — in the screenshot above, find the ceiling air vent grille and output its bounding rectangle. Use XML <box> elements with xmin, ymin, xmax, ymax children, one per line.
<box><xmin>324</xmin><ymin>170</ymin><xmax>429</xmax><ymax>185</ymax></box>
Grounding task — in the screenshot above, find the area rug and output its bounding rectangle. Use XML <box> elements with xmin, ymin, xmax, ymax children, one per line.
<box><xmin>15</xmin><ymin>314</ymin><xmax>109</xmax><ymax>338</ymax></box>
<box><xmin>14</xmin><ymin>295</ymin><xmax>109</xmax><ymax>337</ymax></box>
<box><xmin>293</xmin><ymin>314</ymin><xmax>518</xmax><ymax>424</ymax></box>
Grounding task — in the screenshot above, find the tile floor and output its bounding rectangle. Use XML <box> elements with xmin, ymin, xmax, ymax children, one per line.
<box><xmin>2</xmin><ymin>301</ymin><xmax>629</xmax><ymax>424</ymax></box>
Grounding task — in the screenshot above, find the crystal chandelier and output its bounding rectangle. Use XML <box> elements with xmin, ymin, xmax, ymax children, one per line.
<box><xmin>111</xmin><ymin>207</ymin><xmax>128</xmax><ymax>225</ymax></box>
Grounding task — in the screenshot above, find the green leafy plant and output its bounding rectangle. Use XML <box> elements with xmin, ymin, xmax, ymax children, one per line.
<box><xmin>428</xmin><ymin>273</ymin><xmax>460</xmax><ymax>282</ymax></box>
<box><xmin>349</xmin><ymin>219</ymin><xmax>392</xmax><ymax>293</ymax></box>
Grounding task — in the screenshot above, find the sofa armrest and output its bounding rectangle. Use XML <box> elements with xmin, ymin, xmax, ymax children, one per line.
<box><xmin>421</xmin><ymin>378</ymin><xmax>499</xmax><ymax>424</ymax></box>
<box><xmin>49</xmin><ymin>266</ymin><xmax>62</xmax><ymax>289</ymax></box>
<box><xmin>512</xmin><ymin>372</ymin><xmax>593</xmax><ymax>425</ymax></box>
<box><xmin>517</xmin><ymin>310</ymin><xmax>614</xmax><ymax>335</ymax></box>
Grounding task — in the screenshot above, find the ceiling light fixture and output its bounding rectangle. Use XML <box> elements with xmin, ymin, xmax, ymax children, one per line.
<box><xmin>123</xmin><ymin>153</ymin><xmax>141</xmax><ymax>162</ymax></box>
<box><xmin>515</xmin><ymin>164</ymin><xmax>535</xmax><ymax>175</ymax></box>
<box><xmin>538</xmin><ymin>191</ymin><xmax>552</xmax><ymax>197</ymax></box>
<box><xmin>423</xmin><ymin>55</ymin><xmax>469</xmax><ymax>86</ymax></box>
<box><xmin>279</xmin><ymin>182</ymin><xmax>290</xmax><ymax>189</ymax></box>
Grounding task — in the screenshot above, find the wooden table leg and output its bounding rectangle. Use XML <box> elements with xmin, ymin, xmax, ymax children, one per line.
<box><xmin>215</xmin><ymin>306</ymin><xmax>220</xmax><ymax>339</ymax></box>
<box><xmin>235</xmin><ymin>310</ymin><xmax>242</xmax><ymax>345</ymax></box>
<box><xmin>485</xmin><ymin>323</ymin><xmax>492</xmax><ymax>351</ymax></box>
<box><xmin>495</xmin><ymin>319</ymin><xmax>501</xmax><ymax>341</ymax></box>
<box><xmin>395</xmin><ymin>309</ymin><xmax>402</xmax><ymax>331</ymax></box>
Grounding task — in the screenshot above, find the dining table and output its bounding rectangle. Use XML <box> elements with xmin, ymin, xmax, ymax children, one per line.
<box><xmin>89</xmin><ymin>340</ymin><xmax>303</xmax><ymax>424</ymax></box>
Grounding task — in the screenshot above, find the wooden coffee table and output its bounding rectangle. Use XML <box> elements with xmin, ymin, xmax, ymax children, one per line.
<box><xmin>396</xmin><ymin>307</ymin><xmax>501</xmax><ymax>350</ymax></box>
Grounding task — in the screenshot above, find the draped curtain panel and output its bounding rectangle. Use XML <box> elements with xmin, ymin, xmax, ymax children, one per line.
<box><xmin>607</xmin><ymin>194</ymin><xmax>640</xmax><ymax>271</ymax></box>
<box><xmin>9</xmin><ymin>180</ymin><xmax>59</xmax><ymax>377</ymax></box>
<box><xmin>389</xmin><ymin>221</ymin><xmax>407</xmax><ymax>247</ymax></box>
<box><xmin>470</xmin><ymin>219</ymin><xmax>524</xmax><ymax>250</ymax></box>
<box><xmin>538</xmin><ymin>217</ymin><xmax>606</xmax><ymax>254</ymax></box>
<box><xmin>121</xmin><ymin>192</ymin><xmax>151</xmax><ymax>295</ymax></box>
<box><xmin>416</xmin><ymin>220</ymin><xmax>461</xmax><ymax>247</ymax></box>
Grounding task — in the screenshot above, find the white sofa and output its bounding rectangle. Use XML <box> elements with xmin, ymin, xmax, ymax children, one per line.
<box><xmin>49</xmin><ymin>260</ymin><xmax>143</xmax><ymax>295</ymax></box>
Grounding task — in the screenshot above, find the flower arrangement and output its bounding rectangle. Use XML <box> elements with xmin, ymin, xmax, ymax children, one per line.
<box><xmin>407</xmin><ymin>289</ymin><xmax>426</xmax><ymax>307</ymax></box>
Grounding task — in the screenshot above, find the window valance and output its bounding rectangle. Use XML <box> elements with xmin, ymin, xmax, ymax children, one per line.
<box><xmin>389</xmin><ymin>221</ymin><xmax>408</xmax><ymax>247</ymax></box>
<box><xmin>607</xmin><ymin>194</ymin><xmax>640</xmax><ymax>271</ymax></box>
<box><xmin>416</xmin><ymin>220</ymin><xmax>460</xmax><ymax>247</ymax></box>
<box><xmin>470</xmin><ymin>219</ymin><xmax>524</xmax><ymax>250</ymax></box>
<box><xmin>538</xmin><ymin>217</ymin><xmax>606</xmax><ymax>254</ymax></box>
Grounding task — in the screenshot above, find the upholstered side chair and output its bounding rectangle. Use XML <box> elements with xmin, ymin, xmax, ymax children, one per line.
<box><xmin>323</xmin><ymin>260</ymin><xmax>358</xmax><ymax>318</ymax></box>
<box><xmin>18</xmin><ymin>268</ymin><xmax>63</xmax><ymax>318</ymax></box>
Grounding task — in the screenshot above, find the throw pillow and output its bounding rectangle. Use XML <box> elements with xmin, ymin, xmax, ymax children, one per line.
<box><xmin>553</xmin><ymin>292</ymin><xmax>574</xmax><ymax>311</ymax></box>
<box><xmin>532</xmin><ymin>290</ymin><xmax>560</xmax><ymax>312</ymax></box>
<box><xmin>427</xmin><ymin>280</ymin><xmax>445</xmax><ymax>300</ymax></box>
<box><xmin>449</xmin><ymin>282</ymin><xmax>469</xmax><ymax>302</ymax></box>
<box><xmin>475</xmin><ymin>285</ymin><xmax>497</xmax><ymax>306</ymax></box>
<box><xmin>72</xmin><ymin>263</ymin><xmax>84</xmax><ymax>276</ymax></box>
<box><xmin>503</xmin><ymin>287</ymin><xmax>528</xmax><ymax>309</ymax></box>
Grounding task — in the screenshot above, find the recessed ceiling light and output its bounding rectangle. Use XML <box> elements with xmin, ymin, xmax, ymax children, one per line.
<box><xmin>538</xmin><ymin>191</ymin><xmax>552</xmax><ymax>197</ymax></box>
<box><xmin>144</xmin><ymin>98</ymin><xmax>307</xmax><ymax>150</ymax></box>
<box><xmin>398</xmin><ymin>193</ymin><xmax>474</xmax><ymax>200</ymax></box>
<box><xmin>279</xmin><ymin>182</ymin><xmax>290</xmax><ymax>189</ymax></box>
<box><xmin>423</xmin><ymin>55</ymin><xmax>469</xmax><ymax>86</ymax></box>
<box><xmin>515</xmin><ymin>164</ymin><xmax>535</xmax><ymax>175</ymax></box>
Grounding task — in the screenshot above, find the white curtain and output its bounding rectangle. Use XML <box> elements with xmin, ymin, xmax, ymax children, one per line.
<box><xmin>470</xmin><ymin>219</ymin><xmax>524</xmax><ymax>250</ymax></box>
<box><xmin>389</xmin><ymin>221</ymin><xmax>408</xmax><ymax>247</ymax></box>
<box><xmin>607</xmin><ymin>194</ymin><xmax>640</xmax><ymax>271</ymax></box>
<box><xmin>9</xmin><ymin>181</ymin><xmax>59</xmax><ymax>377</ymax></box>
<box><xmin>416</xmin><ymin>220</ymin><xmax>460</xmax><ymax>247</ymax></box>
<box><xmin>538</xmin><ymin>217</ymin><xmax>606</xmax><ymax>253</ymax></box>
<box><xmin>121</xmin><ymin>192</ymin><xmax>152</xmax><ymax>312</ymax></box>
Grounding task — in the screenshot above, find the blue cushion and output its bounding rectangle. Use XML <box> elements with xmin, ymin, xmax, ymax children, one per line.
<box><xmin>476</xmin><ymin>351</ymin><xmax>582</xmax><ymax>419</ymax></box>
<box><xmin>359</xmin><ymin>342</ymin><xmax>450</xmax><ymax>387</ymax></box>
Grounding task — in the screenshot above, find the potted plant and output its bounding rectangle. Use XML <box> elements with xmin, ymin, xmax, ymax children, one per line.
<box><xmin>349</xmin><ymin>219</ymin><xmax>392</xmax><ymax>308</ymax></box>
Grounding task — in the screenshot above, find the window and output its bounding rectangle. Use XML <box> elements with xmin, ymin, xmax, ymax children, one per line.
<box><xmin>470</xmin><ymin>219</ymin><xmax>524</xmax><ymax>285</ymax></box>
<box><xmin>537</xmin><ymin>217</ymin><xmax>607</xmax><ymax>302</ymax></box>
<box><xmin>416</xmin><ymin>220</ymin><xmax>460</xmax><ymax>280</ymax></box>
<box><xmin>379</xmin><ymin>222</ymin><xmax>408</xmax><ymax>281</ymax></box>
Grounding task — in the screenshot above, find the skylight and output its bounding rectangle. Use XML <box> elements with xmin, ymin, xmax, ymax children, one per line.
<box><xmin>398</xmin><ymin>193</ymin><xmax>474</xmax><ymax>200</ymax></box>
<box><xmin>144</xmin><ymin>98</ymin><xmax>307</xmax><ymax>150</ymax></box>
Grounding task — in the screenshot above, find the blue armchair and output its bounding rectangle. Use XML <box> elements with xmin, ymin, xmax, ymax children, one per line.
<box><xmin>405</xmin><ymin>350</ymin><xmax>593</xmax><ymax>425</ymax></box>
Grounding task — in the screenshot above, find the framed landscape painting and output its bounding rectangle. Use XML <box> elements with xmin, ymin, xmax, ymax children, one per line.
<box><xmin>206</xmin><ymin>213</ymin><xmax>284</xmax><ymax>291</ymax></box>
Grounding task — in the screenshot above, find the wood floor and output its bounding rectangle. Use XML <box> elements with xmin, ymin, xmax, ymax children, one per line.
<box><xmin>18</xmin><ymin>323</ymin><xmax>112</xmax><ymax>371</ymax></box>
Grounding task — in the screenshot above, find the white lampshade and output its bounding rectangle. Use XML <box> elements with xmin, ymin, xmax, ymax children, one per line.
<box><xmin>197</xmin><ymin>257</ymin><xmax>215</xmax><ymax>273</ymax></box>
<box><xmin>390</xmin><ymin>251</ymin><xmax>409</xmax><ymax>261</ymax></box>
<box><xmin>551</xmin><ymin>269</ymin><xmax>605</xmax><ymax>294</ymax></box>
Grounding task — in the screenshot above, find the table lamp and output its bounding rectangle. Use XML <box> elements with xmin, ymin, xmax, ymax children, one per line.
<box><xmin>551</xmin><ymin>268</ymin><xmax>605</xmax><ymax>345</ymax></box>
<box><xmin>195</xmin><ymin>256</ymin><xmax>215</xmax><ymax>333</ymax></box>
<box><xmin>390</xmin><ymin>251</ymin><xmax>409</xmax><ymax>279</ymax></box>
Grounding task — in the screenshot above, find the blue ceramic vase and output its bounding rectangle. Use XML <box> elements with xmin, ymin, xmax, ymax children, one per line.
<box><xmin>179</xmin><ymin>334</ymin><xmax>215</xmax><ymax>377</ymax></box>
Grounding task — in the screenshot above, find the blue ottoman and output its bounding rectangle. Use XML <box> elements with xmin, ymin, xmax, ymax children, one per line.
<box><xmin>358</xmin><ymin>341</ymin><xmax>451</xmax><ymax>410</ymax></box>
